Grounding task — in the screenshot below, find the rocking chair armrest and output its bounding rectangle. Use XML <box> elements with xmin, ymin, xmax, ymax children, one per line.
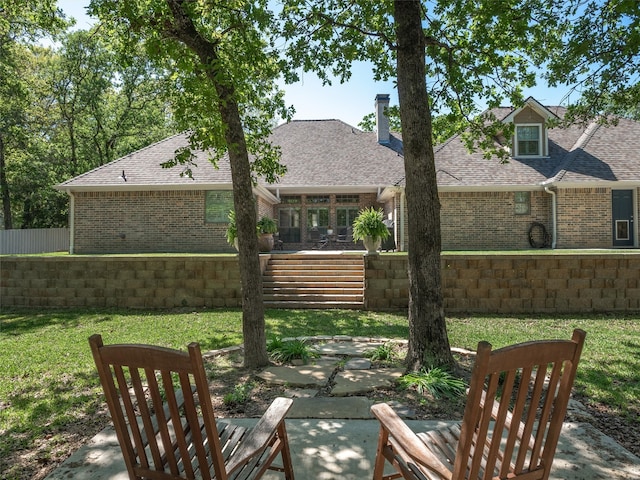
<box><xmin>225</xmin><ymin>397</ymin><xmax>293</xmax><ymax>475</ymax></box>
<box><xmin>371</xmin><ymin>403</ymin><xmax>453</xmax><ymax>479</ymax></box>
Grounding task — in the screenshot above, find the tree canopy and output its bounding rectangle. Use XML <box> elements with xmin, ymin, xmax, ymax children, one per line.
<box><xmin>546</xmin><ymin>0</ymin><xmax>640</xmax><ymax>123</ymax></box>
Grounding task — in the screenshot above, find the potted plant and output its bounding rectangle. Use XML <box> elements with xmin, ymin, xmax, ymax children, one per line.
<box><xmin>225</xmin><ymin>210</ymin><xmax>239</xmax><ymax>251</ymax></box>
<box><xmin>352</xmin><ymin>207</ymin><xmax>390</xmax><ymax>254</ymax></box>
<box><xmin>256</xmin><ymin>216</ymin><xmax>278</xmax><ymax>252</ymax></box>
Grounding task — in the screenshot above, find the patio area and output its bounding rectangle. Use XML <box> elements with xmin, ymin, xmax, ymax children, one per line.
<box><xmin>46</xmin><ymin>417</ymin><xmax>640</xmax><ymax>480</ymax></box>
<box><xmin>46</xmin><ymin>338</ymin><xmax>640</xmax><ymax>480</ymax></box>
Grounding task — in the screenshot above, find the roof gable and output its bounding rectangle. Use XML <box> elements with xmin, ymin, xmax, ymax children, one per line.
<box><xmin>501</xmin><ymin>96</ymin><xmax>560</xmax><ymax>124</ymax></box>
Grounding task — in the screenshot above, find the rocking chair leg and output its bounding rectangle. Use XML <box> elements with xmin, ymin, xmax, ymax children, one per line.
<box><xmin>278</xmin><ymin>423</ymin><xmax>295</xmax><ymax>480</ymax></box>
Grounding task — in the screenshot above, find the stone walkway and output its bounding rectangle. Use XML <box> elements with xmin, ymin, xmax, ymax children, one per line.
<box><xmin>254</xmin><ymin>338</ymin><xmax>424</xmax><ymax>419</ymax></box>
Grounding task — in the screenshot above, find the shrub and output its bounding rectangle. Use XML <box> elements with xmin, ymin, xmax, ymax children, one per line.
<box><xmin>366</xmin><ymin>343</ymin><xmax>399</xmax><ymax>363</ymax></box>
<box><xmin>398</xmin><ymin>367</ymin><xmax>466</xmax><ymax>399</ymax></box>
<box><xmin>223</xmin><ymin>382</ymin><xmax>254</xmax><ymax>406</ymax></box>
<box><xmin>267</xmin><ymin>337</ymin><xmax>318</xmax><ymax>364</ymax></box>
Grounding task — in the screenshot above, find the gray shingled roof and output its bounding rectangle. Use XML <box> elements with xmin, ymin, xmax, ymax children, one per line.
<box><xmin>58</xmin><ymin>106</ymin><xmax>640</xmax><ymax>193</ymax></box>
<box><xmin>57</xmin><ymin>133</ymin><xmax>232</xmax><ymax>190</ymax></box>
<box><xmin>398</xmin><ymin>106</ymin><xmax>639</xmax><ymax>189</ymax></box>
<box><xmin>263</xmin><ymin>120</ymin><xmax>404</xmax><ymax>189</ymax></box>
<box><xmin>57</xmin><ymin>120</ymin><xmax>405</xmax><ymax>192</ymax></box>
<box><xmin>549</xmin><ymin>117</ymin><xmax>640</xmax><ymax>185</ymax></box>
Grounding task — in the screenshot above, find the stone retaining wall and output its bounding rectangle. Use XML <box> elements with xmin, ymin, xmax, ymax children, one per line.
<box><xmin>364</xmin><ymin>254</ymin><xmax>640</xmax><ymax>313</ymax></box>
<box><xmin>1</xmin><ymin>254</ymin><xmax>639</xmax><ymax>313</ymax></box>
<box><xmin>0</xmin><ymin>256</ymin><xmax>243</xmax><ymax>309</ymax></box>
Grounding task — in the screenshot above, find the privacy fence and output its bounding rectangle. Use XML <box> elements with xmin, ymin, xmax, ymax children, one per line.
<box><xmin>0</xmin><ymin>228</ymin><xmax>69</xmax><ymax>255</ymax></box>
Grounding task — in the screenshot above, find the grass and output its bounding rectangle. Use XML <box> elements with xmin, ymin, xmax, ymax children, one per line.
<box><xmin>0</xmin><ymin>308</ymin><xmax>638</xmax><ymax>478</ymax></box>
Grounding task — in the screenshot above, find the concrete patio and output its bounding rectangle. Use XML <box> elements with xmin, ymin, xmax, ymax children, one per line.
<box><xmin>46</xmin><ymin>417</ymin><xmax>640</xmax><ymax>479</ymax></box>
<box><xmin>46</xmin><ymin>338</ymin><xmax>640</xmax><ymax>479</ymax></box>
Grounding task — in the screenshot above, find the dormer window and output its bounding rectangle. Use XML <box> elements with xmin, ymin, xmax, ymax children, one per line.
<box><xmin>515</xmin><ymin>124</ymin><xmax>542</xmax><ymax>156</ymax></box>
<box><xmin>502</xmin><ymin>97</ymin><xmax>558</xmax><ymax>159</ymax></box>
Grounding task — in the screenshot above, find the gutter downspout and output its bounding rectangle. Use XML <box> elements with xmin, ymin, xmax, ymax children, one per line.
<box><xmin>68</xmin><ymin>191</ymin><xmax>75</xmax><ymax>254</ymax></box>
<box><xmin>544</xmin><ymin>186</ymin><xmax>557</xmax><ymax>249</ymax></box>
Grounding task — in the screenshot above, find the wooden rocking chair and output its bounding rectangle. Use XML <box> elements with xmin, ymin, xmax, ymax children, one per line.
<box><xmin>371</xmin><ymin>329</ymin><xmax>586</xmax><ymax>480</ymax></box>
<box><xmin>89</xmin><ymin>334</ymin><xmax>295</xmax><ymax>480</ymax></box>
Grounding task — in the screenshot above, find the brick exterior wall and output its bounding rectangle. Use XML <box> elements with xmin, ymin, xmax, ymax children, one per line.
<box><xmin>383</xmin><ymin>187</ymin><xmax>639</xmax><ymax>250</ymax></box>
<box><xmin>73</xmin><ymin>191</ymin><xmax>233</xmax><ymax>254</ymax></box>
<box><xmin>440</xmin><ymin>191</ymin><xmax>551</xmax><ymax>250</ymax></box>
<box><xmin>556</xmin><ymin>188</ymin><xmax>611</xmax><ymax>248</ymax></box>
<box><xmin>363</xmin><ymin>253</ymin><xmax>640</xmax><ymax>313</ymax></box>
<box><xmin>69</xmin><ymin>186</ymin><xmax>638</xmax><ymax>254</ymax></box>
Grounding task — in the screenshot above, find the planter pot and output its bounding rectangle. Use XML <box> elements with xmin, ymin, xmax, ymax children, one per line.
<box><xmin>363</xmin><ymin>236</ymin><xmax>382</xmax><ymax>255</ymax></box>
<box><xmin>257</xmin><ymin>233</ymin><xmax>274</xmax><ymax>252</ymax></box>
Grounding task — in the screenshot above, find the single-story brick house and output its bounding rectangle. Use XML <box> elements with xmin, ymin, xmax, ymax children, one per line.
<box><xmin>57</xmin><ymin>95</ymin><xmax>639</xmax><ymax>253</ymax></box>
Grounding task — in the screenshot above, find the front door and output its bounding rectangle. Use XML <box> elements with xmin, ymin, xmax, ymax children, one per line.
<box><xmin>612</xmin><ymin>190</ymin><xmax>634</xmax><ymax>247</ymax></box>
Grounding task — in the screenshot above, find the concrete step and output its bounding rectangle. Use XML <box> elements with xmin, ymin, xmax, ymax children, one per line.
<box><xmin>263</xmin><ymin>282</ymin><xmax>363</xmax><ymax>295</ymax></box>
<box><xmin>264</xmin><ymin>301</ymin><xmax>364</xmax><ymax>309</ymax></box>
<box><xmin>268</xmin><ymin>259</ymin><xmax>364</xmax><ymax>267</ymax></box>
<box><xmin>264</xmin><ymin>294</ymin><xmax>363</xmax><ymax>303</ymax></box>
<box><xmin>263</xmin><ymin>254</ymin><xmax>364</xmax><ymax>308</ymax></box>
<box><xmin>263</xmin><ymin>274</ymin><xmax>363</xmax><ymax>282</ymax></box>
<box><xmin>264</xmin><ymin>264</ymin><xmax>364</xmax><ymax>271</ymax></box>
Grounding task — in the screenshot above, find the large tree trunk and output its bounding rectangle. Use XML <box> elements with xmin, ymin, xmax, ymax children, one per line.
<box><xmin>0</xmin><ymin>135</ymin><xmax>13</xmax><ymax>229</ymax></box>
<box><xmin>164</xmin><ymin>0</ymin><xmax>268</xmax><ymax>368</ymax></box>
<box><xmin>394</xmin><ymin>0</ymin><xmax>454</xmax><ymax>371</ymax></box>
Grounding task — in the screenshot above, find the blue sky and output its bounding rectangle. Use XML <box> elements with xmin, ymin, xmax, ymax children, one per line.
<box><xmin>57</xmin><ymin>0</ymin><xmax>573</xmax><ymax>127</ymax></box>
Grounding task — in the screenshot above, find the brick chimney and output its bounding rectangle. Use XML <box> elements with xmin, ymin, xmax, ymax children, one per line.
<box><xmin>375</xmin><ymin>94</ymin><xmax>390</xmax><ymax>144</ymax></box>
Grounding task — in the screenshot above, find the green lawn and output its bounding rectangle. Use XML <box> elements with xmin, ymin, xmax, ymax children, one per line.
<box><xmin>1</xmin><ymin>308</ymin><xmax>638</xmax><ymax>478</ymax></box>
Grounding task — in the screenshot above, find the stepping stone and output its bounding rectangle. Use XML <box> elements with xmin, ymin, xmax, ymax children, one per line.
<box><xmin>287</xmin><ymin>397</ymin><xmax>373</xmax><ymax>419</ymax></box>
<box><xmin>331</xmin><ymin>368</ymin><xmax>404</xmax><ymax>396</ymax></box>
<box><xmin>311</xmin><ymin>356</ymin><xmax>342</xmax><ymax>367</ymax></box>
<box><xmin>256</xmin><ymin>364</ymin><xmax>334</xmax><ymax>388</ymax></box>
<box><xmin>314</xmin><ymin>341</ymin><xmax>384</xmax><ymax>357</ymax></box>
<box><xmin>344</xmin><ymin>358</ymin><xmax>372</xmax><ymax>370</ymax></box>
<box><xmin>284</xmin><ymin>388</ymin><xmax>318</xmax><ymax>399</ymax></box>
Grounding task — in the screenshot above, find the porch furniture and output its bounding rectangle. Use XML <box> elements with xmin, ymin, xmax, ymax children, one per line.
<box><xmin>309</xmin><ymin>228</ymin><xmax>328</xmax><ymax>249</ymax></box>
<box><xmin>89</xmin><ymin>334</ymin><xmax>295</xmax><ymax>480</ymax></box>
<box><xmin>273</xmin><ymin>232</ymin><xmax>284</xmax><ymax>250</ymax></box>
<box><xmin>371</xmin><ymin>329</ymin><xmax>586</xmax><ymax>480</ymax></box>
<box><xmin>335</xmin><ymin>227</ymin><xmax>353</xmax><ymax>248</ymax></box>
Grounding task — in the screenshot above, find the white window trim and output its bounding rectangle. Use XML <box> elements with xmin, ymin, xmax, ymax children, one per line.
<box><xmin>514</xmin><ymin>123</ymin><xmax>544</xmax><ymax>157</ymax></box>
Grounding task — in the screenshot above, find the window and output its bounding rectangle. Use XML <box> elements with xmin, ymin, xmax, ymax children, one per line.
<box><xmin>307</xmin><ymin>195</ymin><xmax>330</xmax><ymax>204</ymax></box>
<box><xmin>514</xmin><ymin>191</ymin><xmax>530</xmax><ymax>215</ymax></box>
<box><xmin>280</xmin><ymin>195</ymin><xmax>301</xmax><ymax>204</ymax></box>
<box><xmin>336</xmin><ymin>194</ymin><xmax>359</xmax><ymax>204</ymax></box>
<box><xmin>515</xmin><ymin>125</ymin><xmax>541</xmax><ymax>156</ymax></box>
<box><xmin>278</xmin><ymin>208</ymin><xmax>300</xmax><ymax>242</ymax></box>
<box><xmin>337</xmin><ymin>207</ymin><xmax>359</xmax><ymax>234</ymax></box>
<box><xmin>205</xmin><ymin>191</ymin><xmax>234</xmax><ymax>223</ymax></box>
<box><xmin>616</xmin><ymin>220</ymin><xmax>630</xmax><ymax>240</ymax></box>
<box><xmin>307</xmin><ymin>208</ymin><xmax>329</xmax><ymax>234</ymax></box>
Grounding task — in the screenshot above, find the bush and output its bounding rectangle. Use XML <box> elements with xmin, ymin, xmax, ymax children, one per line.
<box><xmin>267</xmin><ymin>337</ymin><xmax>318</xmax><ymax>364</ymax></box>
<box><xmin>365</xmin><ymin>343</ymin><xmax>399</xmax><ymax>363</ymax></box>
<box><xmin>223</xmin><ymin>382</ymin><xmax>254</xmax><ymax>406</ymax></box>
<box><xmin>398</xmin><ymin>367</ymin><xmax>466</xmax><ymax>399</ymax></box>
